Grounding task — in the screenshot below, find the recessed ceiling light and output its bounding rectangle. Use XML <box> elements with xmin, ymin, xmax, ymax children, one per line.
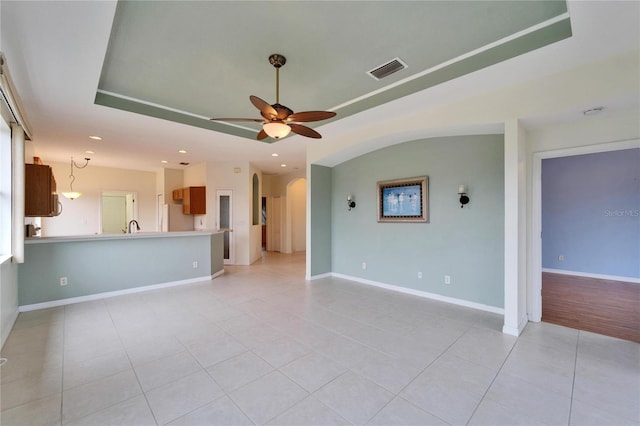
<box><xmin>271</xmin><ymin>153</ymin><xmax>279</xmax><ymax>157</ymax></box>
<box><xmin>178</xmin><ymin>149</ymin><xmax>187</xmax><ymax>154</ymax></box>
<box><xmin>85</xmin><ymin>150</ymin><xmax>95</xmax><ymax>154</ymax></box>
<box><xmin>89</xmin><ymin>135</ymin><xmax>102</xmax><ymax>141</ymax></box>
<box><xmin>280</xmin><ymin>164</ymin><xmax>287</xmax><ymax>168</ymax></box>
<box><xmin>161</xmin><ymin>160</ymin><xmax>168</xmax><ymax>164</ymax></box>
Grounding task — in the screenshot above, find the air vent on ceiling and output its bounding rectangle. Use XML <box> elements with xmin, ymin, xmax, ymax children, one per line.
<box><xmin>367</xmin><ymin>57</ymin><xmax>408</xmax><ymax>80</ymax></box>
<box><xmin>179</xmin><ymin>162</ymin><xmax>190</xmax><ymax>166</ymax></box>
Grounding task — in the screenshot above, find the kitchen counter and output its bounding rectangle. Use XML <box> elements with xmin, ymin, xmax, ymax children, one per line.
<box><xmin>25</xmin><ymin>230</ymin><xmax>220</xmax><ymax>244</ymax></box>
<box><xmin>18</xmin><ymin>231</ymin><xmax>225</xmax><ymax>309</ymax></box>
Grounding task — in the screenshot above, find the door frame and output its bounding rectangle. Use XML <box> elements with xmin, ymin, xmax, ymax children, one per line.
<box><xmin>530</xmin><ymin>138</ymin><xmax>639</xmax><ymax>322</ymax></box>
<box><xmin>216</xmin><ymin>189</ymin><xmax>234</xmax><ymax>265</ymax></box>
<box><xmin>99</xmin><ymin>190</ymin><xmax>138</xmax><ymax>234</ymax></box>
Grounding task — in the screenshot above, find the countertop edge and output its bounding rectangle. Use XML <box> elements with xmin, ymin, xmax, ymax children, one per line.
<box><xmin>25</xmin><ymin>231</ymin><xmax>222</xmax><ymax>244</ymax></box>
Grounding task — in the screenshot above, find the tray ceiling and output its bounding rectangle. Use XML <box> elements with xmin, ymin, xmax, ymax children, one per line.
<box><xmin>96</xmin><ymin>1</ymin><xmax>570</xmax><ymax>141</ymax></box>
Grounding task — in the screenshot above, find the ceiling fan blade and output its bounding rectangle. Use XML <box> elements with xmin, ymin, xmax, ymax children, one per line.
<box><xmin>257</xmin><ymin>129</ymin><xmax>268</xmax><ymax>140</ymax></box>
<box><xmin>286</xmin><ymin>111</ymin><xmax>336</xmax><ymax>123</ymax></box>
<box><xmin>289</xmin><ymin>123</ymin><xmax>322</xmax><ymax>139</ymax></box>
<box><xmin>210</xmin><ymin>117</ymin><xmax>264</xmax><ymax>123</ymax></box>
<box><xmin>250</xmin><ymin>95</ymin><xmax>277</xmax><ymax>120</ymax></box>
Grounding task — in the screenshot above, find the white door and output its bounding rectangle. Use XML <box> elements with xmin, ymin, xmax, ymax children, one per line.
<box><xmin>102</xmin><ymin>195</ymin><xmax>127</xmax><ymax>234</ymax></box>
<box><xmin>217</xmin><ymin>190</ymin><xmax>234</xmax><ymax>264</ymax></box>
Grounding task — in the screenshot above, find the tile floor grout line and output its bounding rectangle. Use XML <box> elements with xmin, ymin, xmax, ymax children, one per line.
<box><xmin>567</xmin><ymin>330</ymin><xmax>581</xmax><ymax>426</ymax></box>
<box><xmin>104</xmin><ymin>298</ymin><xmax>161</xmax><ymax>426</ymax></box>
<box><xmin>60</xmin><ymin>305</ymin><xmax>67</xmax><ymax>425</ymax></box>
<box><xmin>463</xmin><ymin>325</ymin><xmax>520</xmax><ymax>426</ymax></box>
<box><xmin>363</xmin><ymin>322</ymin><xmax>475</xmax><ymax>425</ymax></box>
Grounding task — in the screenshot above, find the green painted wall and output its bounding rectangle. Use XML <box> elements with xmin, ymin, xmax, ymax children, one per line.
<box><xmin>210</xmin><ymin>232</ymin><xmax>225</xmax><ymax>275</ymax></box>
<box><xmin>18</xmin><ymin>234</ymin><xmax>224</xmax><ymax>306</ymax></box>
<box><xmin>331</xmin><ymin>135</ymin><xmax>505</xmax><ymax>308</ymax></box>
<box><xmin>310</xmin><ymin>165</ymin><xmax>332</xmax><ymax>276</ymax></box>
<box><xmin>1</xmin><ymin>259</ymin><xmax>18</xmax><ymax>347</ymax></box>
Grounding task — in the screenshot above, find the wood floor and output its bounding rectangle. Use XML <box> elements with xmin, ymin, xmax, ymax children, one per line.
<box><xmin>542</xmin><ymin>272</ymin><xmax>640</xmax><ymax>343</ymax></box>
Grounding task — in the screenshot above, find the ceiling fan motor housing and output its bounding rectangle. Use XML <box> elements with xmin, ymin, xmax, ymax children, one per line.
<box><xmin>271</xmin><ymin>103</ymin><xmax>294</xmax><ymax>120</ymax></box>
<box><xmin>269</xmin><ymin>54</ymin><xmax>286</xmax><ymax>68</ymax></box>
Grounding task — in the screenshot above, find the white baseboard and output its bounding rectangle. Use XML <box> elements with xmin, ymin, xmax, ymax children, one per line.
<box><xmin>528</xmin><ymin>313</ymin><xmax>542</xmax><ymax>323</ymax></box>
<box><xmin>542</xmin><ymin>268</ymin><xmax>640</xmax><ymax>284</ymax></box>
<box><xmin>503</xmin><ymin>315</ymin><xmax>529</xmax><ymax>336</ymax></box>
<box><xmin>19</xmin><ymin>274</ymin><xmax>221</xmax><ymax>312</ymax></box>
<box><xmin>308</xmin><ymin>272</ymin><xmax>332</xmax><ymax>281</ymax></box>
<box><xmin>331</xmin><ymin>273</ymin><xmax>504</xmax><ymax>315</ymax></box>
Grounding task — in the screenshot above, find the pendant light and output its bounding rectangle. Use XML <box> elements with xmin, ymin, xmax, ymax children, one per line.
<box><xmin>61</xmin><ymin>157</ymin><xmax>90</xmax><ymax>200</ymax></box>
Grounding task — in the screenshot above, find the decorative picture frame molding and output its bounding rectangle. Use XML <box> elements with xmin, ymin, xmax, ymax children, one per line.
<box><xmin>377</xmin><ymin>176</ymin><xmax>429</xmax><ymax>223</ymax></box>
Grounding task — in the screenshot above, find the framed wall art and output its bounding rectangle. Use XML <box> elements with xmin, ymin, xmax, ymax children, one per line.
<box><xmin>377</xmin><ymin>176</ymin><xmax>429</xmax><ymax>223</ymax></box>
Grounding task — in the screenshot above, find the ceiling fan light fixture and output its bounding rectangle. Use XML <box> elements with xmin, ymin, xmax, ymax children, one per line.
<box><xmin>263</xmin><ymin>122</ymin><xmax>291</xmax><ymax>139</ymax></box>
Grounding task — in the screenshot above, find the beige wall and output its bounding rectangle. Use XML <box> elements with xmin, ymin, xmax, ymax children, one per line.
<box><xmin>263</xmin><ymin>170</ymin><xmax>307</xmax><ymax>254</ymax></box>
<box><xmin>288</xmin><ymin>178</ymin><xmax>306</xmax><ymax>253</ymax></box>
<box><xmin>202</xmin><ymin>161</ymin><xmax>253</xmax><ymax>265</ymax></box>
<box><xmin>41</xmin><ymin>162</ymin><xmax>156</xmax><ymax>236</ymax></box>
<box><xmin>162</xmin><ymin>168</ymin><xmax>184</xmax><ymax>205</ymax></box>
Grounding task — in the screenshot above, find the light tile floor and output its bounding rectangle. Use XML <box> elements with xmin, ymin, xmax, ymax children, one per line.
<box><xmin>1</xmin><ymin>252</ymin><xmax>638</xmax><ymax>425</ymax></box>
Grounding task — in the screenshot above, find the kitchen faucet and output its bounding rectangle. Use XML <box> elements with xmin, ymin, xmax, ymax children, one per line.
<box><xmin>127</xmin><ymin>219</ymin><xmax>141</xmax><ymax>234</ymax></box>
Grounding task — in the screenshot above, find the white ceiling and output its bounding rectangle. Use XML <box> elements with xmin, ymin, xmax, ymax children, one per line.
<box><xmin>1</xmin><ymin>1</ymin><xmax>638</xmax><ymax>175</ymax></box>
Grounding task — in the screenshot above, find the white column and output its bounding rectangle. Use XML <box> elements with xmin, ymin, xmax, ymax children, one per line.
<box><xmin>11</xmin><ymin>124</ymin><xmax>25</xmax><ymax>263</ymax></box>
<box><xmin>503</xmin><ymin>119</ymin><xmax>528</xmax><ymax>336</ymax></box>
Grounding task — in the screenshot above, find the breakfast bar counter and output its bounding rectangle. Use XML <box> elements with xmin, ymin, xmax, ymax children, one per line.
<box><xmin>18</xmin><ymin>231</ymin><xmax>224</xmax><ymax>309</ymax></box>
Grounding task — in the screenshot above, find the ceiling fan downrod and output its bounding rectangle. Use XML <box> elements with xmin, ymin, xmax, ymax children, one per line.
<box><xmin>269</xmin><ymin>54</ymin><xmax>286</xmax><ymax>105</ymax></box>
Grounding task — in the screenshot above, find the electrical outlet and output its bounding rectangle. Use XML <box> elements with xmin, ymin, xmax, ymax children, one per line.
<box><xmin>192</xmin><ymin>261</ymin><xmax>198</xmax><ymax>269</ymax></box>
<box><xmin>558</xmin><ymin>255</ymin><xmax>564</xmax><ymax>261</ymax></box>
<box><xmin>444</xmin><ymin>275</ymin><xmax>451</xmax><ymax>284</ymax></box>
<box><xmin>60</xmin><ymin>277</ymin><xmax>68</xmax><ymax>286</ymax></box>
<box><xmin>418</xmin><ymin>272</ymin><xmax>422</xmax><ymax>279</ymax></box>
<box><xmin>362</xmin><ymin>262</ymin><xmax>367</xmax><ymax>270</ymax></box>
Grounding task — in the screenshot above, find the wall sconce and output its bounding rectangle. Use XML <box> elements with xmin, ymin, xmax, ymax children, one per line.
<box><xmin>458</xmin><ymin>185</ymin><xmax>470</xmax><ymax>208</ymax></box>
<box><xmin>61</xmin><ymin>157</ymin><xmax>90</xmax><ymax>200</ymax></box>
<box><xmin>347</xmin><ymin>195</ymin><xmax>356</xmax><ymax>211</ymax></box>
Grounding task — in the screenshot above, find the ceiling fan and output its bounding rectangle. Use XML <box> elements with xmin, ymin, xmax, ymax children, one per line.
<box><xmin>210</xmin><ymin>54</ymin><xmax>336</xmax><ymax>141</ymax></box>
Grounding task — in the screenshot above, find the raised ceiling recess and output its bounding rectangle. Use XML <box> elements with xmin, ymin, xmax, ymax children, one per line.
<box><xmin>95</xmin><ymin>1</ymin><xmax>571</xmax><ymax>141</ymax></box>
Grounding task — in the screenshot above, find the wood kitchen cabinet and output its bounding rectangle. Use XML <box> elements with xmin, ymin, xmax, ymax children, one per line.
<box><xmin>173</xmin><ymin>186</ymin><xmax>205</xmax><ymax>214</ymax></box>
<box><xmin>172</xmin><ymin>188</ymin><xmax>183</xmax><ymax>201</ymax></box>
<box><xmin>25</xmin><ymin>163</ymin><xmax>59</xmax><ymax>217</ymax></box>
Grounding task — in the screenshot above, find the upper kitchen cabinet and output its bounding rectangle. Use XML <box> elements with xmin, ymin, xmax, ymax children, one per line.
<box><xmin>172</xmin><ymin>188</ymin><xmax>183</xmax><ymax>201</ymax></box>
<box><xmin>174</xmin><ymin>186</ymin><xmax>205</xmax><ymax>214</ymax></box>
<box><xmin>26</xmin><ymin>163</ymin><xmax>59</xmax><ymax>217</ymax></box>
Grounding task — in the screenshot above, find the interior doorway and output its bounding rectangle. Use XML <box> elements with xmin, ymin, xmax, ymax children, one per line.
<box><xmin>532</xmin><ymin>140</ymin><xmax>639</xmax><ymax>342</ymax></box>
<box><xmin>101</xmin><ymin>191</ymin><xmax>137</xmax><ymax>234</ymax></box>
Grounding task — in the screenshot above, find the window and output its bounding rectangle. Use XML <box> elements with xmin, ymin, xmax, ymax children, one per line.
<box><xmin>0</xmin><ymin>117</ymin><xmax>11</xmax><ymax>255</ymax></box>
